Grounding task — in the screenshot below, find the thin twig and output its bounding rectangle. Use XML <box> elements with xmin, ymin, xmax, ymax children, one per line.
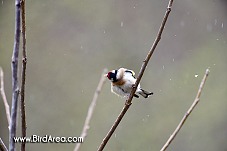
<box><xmin>0</xmin><ymin>138</ymin><xmax>8</xmax><ymax>151</ymax></box>
<box><xmin>9</xmin><ymin>0</ymin><xmax>21</xmax><ymax>151</ymax></box>
<box><xmin>20</xmin><ymin>0</ymin><xmax>27</xmax><ymax>151</ymax></box>
<box><xmin>97</xmin><ymin>0</ymin><xmax>174</xmax><ymax>150</ymax></box>
<box><xmin>74</xmin><ymin>69</ymin><xmax>108</xmax><ymax>151</ymax></box>
<box><xmin>160</xmin><ymin>69</ymin><xmax>210</xmax><ymax>151</ymax></box>
<box><xmin>0</xmin><ymin>67</ymin><xmax>11</xmax><ymax>127</ymax></box>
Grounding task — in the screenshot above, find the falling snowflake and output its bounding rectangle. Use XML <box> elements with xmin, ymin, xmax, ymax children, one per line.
<box><xmin>121</xmin><ymin>21</ymin><xmax>124</xmax><ymax>27</ymax></box>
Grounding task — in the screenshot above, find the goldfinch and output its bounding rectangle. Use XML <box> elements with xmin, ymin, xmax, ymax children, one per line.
<box><xmin>106</xmin><ymin>68</ymin><xmax>153</xmax><ymax>98</ymax></box>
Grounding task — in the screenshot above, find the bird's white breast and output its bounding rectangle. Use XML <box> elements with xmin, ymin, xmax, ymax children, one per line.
<box><xmin>111</xmin><ymin>71</ymin><xmax>141</xmax><ymax>97</ymax></box>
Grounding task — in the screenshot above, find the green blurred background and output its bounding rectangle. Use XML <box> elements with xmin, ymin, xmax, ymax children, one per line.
<box><xmin>0</xmin><ymin>0</ymin><xmax>227</xmax><ymax>150</ymax></box>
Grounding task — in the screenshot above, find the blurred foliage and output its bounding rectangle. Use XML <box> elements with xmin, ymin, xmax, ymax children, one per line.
<box><xmin>0</xmin><ymin>0</ymin><xmax>227</xmax><ymax>151</ymax></box>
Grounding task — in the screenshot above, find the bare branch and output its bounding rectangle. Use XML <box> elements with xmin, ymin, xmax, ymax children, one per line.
<box><xmin>20</xmin><ymin>0</ymin><xmax>27</xmax><ymax>151</ymax></box>
<box><xmin>0</xmin><ymin>67</ymin><xmax>11</xmax><ymax>127</ymax></box>
<box><xmin>9</xmin><ymin>0</ymin><xmax>21</xmax><ymax>150</ymax></box>
<box><xmin>0</xmin><ymin>138</ymin><xmax>8</xmax><ymax>151</ymax></box>
<box><xmin>97</xmin><ymin>0</ymin><xmax>174</xmax><ymax>150</ymax></box>
<box><xmin>74</xmin><ymin>69</ymin><xmax>108</xmax><ymax>151</ymax></box>
<box><xmin>160</xmin><ymin>69</ymin><xmax>210</xmax><ymax>151</ymax></box>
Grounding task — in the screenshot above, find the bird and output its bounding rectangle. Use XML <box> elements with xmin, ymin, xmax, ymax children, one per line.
<box><xmin>105</xmin><ymin>68</ymin><xmax>153</xmax><ymax>98</ymax></box>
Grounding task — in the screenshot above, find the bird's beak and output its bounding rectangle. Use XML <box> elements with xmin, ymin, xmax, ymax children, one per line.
<box><xmin>104</xmin><ymin>74</ymin><xmax>108</xmax><ymax>77</ymax></box>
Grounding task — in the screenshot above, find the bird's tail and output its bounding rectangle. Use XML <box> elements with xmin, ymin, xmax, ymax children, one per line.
<box><xmin>138</xmin><ymin>88</ymin><xmax>153</xmax><ymax>98</ymax></box>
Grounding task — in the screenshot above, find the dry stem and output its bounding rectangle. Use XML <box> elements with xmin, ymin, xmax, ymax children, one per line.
<box><xmin>97</xmin><ymin>0</ymin><xmax>174</xmax><ymax>150</ymax></box>
<box><xmin>0</xmin><ymin>67</ymin><xmax>11</xmax><ymax>126</ymax></box>
<box><xmin>9</xmin><ymin>0</ymin><xmax>21</xmax><ymax>150</ymax></box>
<box><xmin>20</xmin><ymin>0</ymin><xmax>27</xmax><ymax>151</ymax></box>
<box><xmin>0</xmin><ymin>138</ymin><xmax>8</xmax><ymax>151</ymax></box>
<box><xmin>74</xmin><ymin>69</ymin><xmax>108</xmax><ymax>151</ymax></box>
<box><xmin>160</xmin><ymin>69</ymin><xmax>210</xmax><ymax>151</ymax></box>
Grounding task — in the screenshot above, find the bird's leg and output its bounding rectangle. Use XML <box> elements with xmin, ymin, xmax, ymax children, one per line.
<box><xmin>125</xmin><ymin>100</ymin><xmax>132</xmax><ymax>106</ymax></box>
<box><xmin>132</xmin><ymin>84</ymin><xmax>136</xmax><ymax>88</ymax></box>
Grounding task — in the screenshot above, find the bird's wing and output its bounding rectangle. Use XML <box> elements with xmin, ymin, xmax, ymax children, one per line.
<box><xmin>125</xmin><ymin>69</ymin><xmax>136</xmax><ymax>79</ymax></box>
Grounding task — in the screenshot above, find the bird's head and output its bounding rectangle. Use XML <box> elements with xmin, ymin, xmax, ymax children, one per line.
<box><xmin>106</xmin><ymin>70</ymin><xmax>118</xmax><ymax>82</ymax></box>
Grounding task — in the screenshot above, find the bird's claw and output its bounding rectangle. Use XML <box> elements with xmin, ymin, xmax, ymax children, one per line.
<box><xmin>132</xmin><ymin>84</ymin><xmax>136</xmax><ymax>88</ymax></box>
